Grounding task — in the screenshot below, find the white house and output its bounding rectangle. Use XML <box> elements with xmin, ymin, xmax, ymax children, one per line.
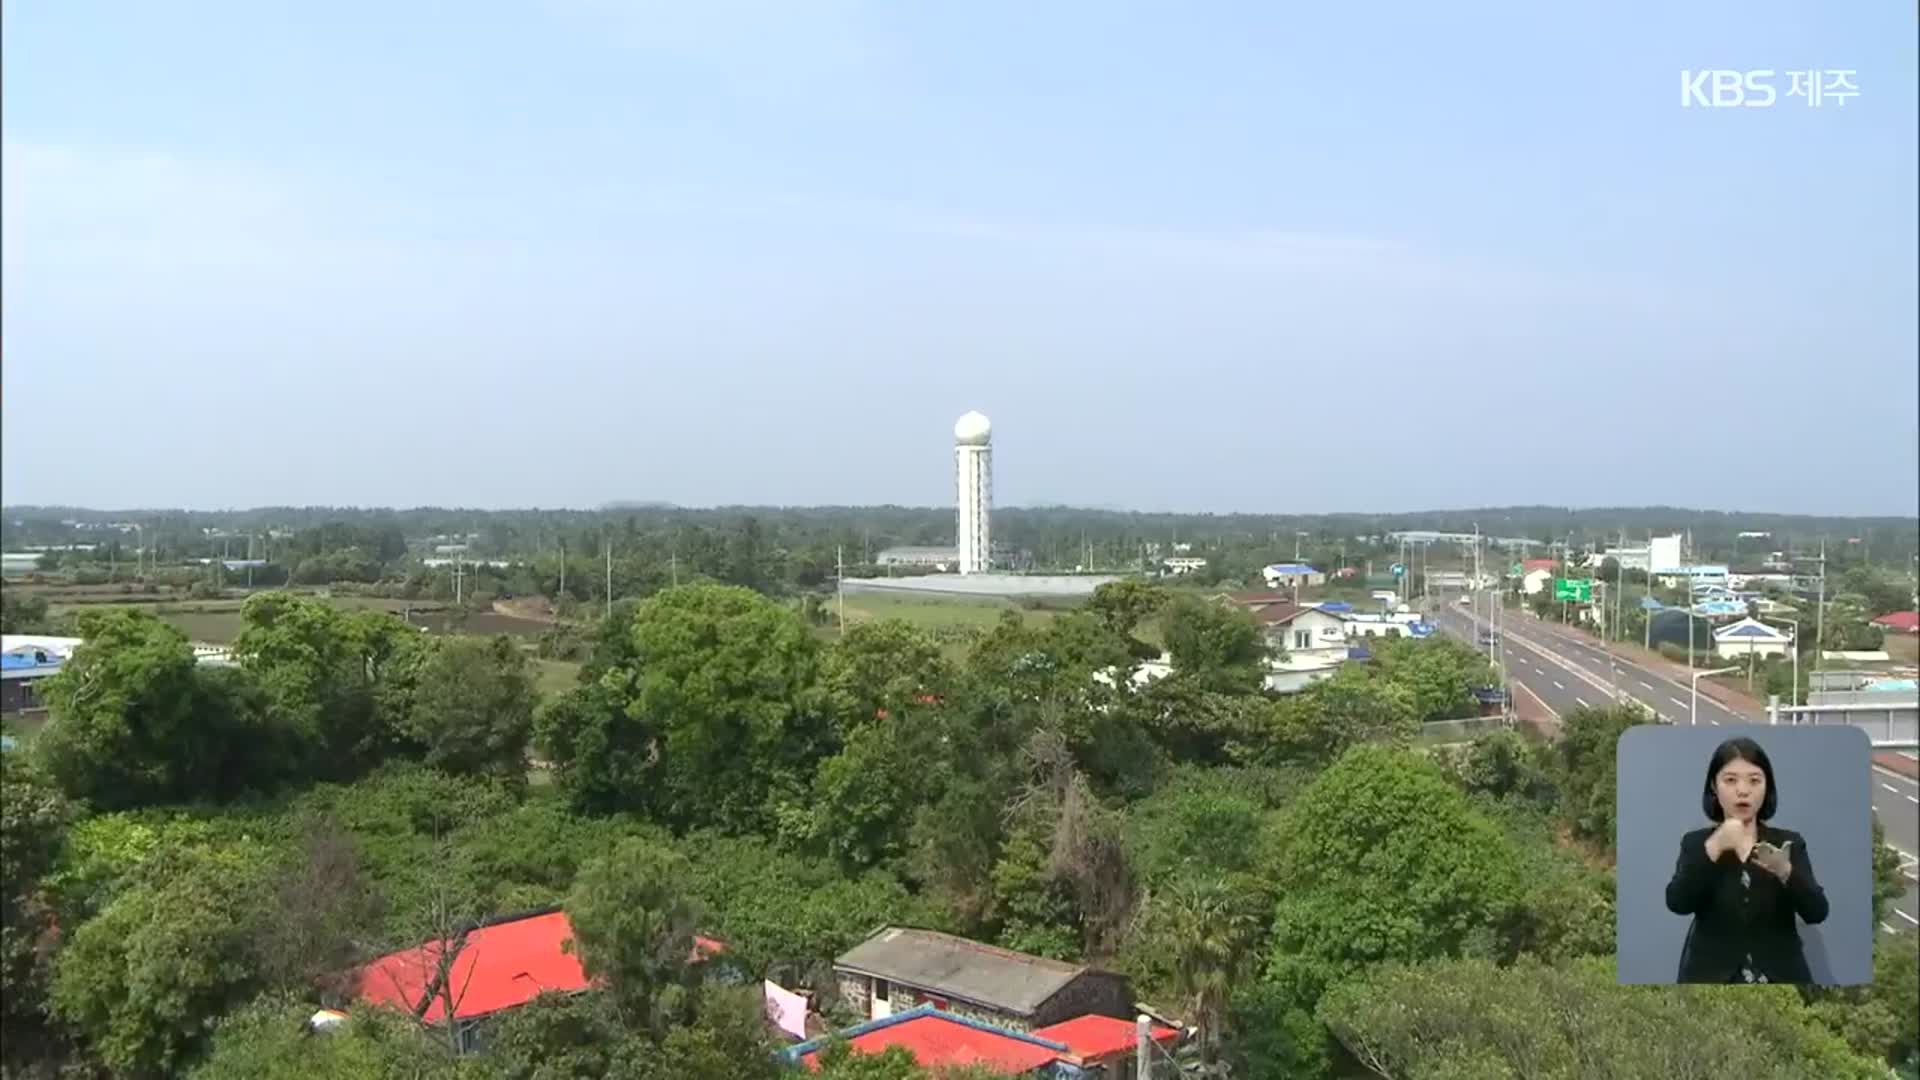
<box><xmin>1254</xmin><ymin>604</ymin><xmax>1348</xmax><ymax>660</ymax></box>
<box><xmin>1160</xmin><ymin>556</ymin><xmax>1209</xmax><ymax>576</ymax></box>
<box><xmin>1713</xmin><ymin>618</ymin><xmax>1793</xmax><ymax>660</ymax></box>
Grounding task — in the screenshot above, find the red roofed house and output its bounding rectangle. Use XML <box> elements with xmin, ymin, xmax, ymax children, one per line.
<box><xmin>1872</xmin><ymin>611</ymin><xmax>1919</xmax><ymax>634</ymax></box>
<box><xmin>782</xmin><ymin>1004</ymin><xmax>1180</xmax><ymax>1078</ymax></box>
<box><xmin>352</xmin><ymin>907</ymin><xmax>727</xmax><ymax>1051</ymax></box>
<box><xmin>1521</xmin><ymin>559</ymin><xmax>1558</xmax><ymax>596</ymax></box>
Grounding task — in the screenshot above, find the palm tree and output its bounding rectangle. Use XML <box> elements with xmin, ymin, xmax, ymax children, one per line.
<box><xmin>1145</xmin><ymin>875</ymin><xmax>1262</xmax><ymax>1063</ymax></box>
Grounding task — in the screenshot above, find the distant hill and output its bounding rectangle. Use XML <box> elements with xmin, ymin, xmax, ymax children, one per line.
<box><xmin>599</xmin><ymin>501</ymin><xmax>678</xmax><ymax>511</ymax></box>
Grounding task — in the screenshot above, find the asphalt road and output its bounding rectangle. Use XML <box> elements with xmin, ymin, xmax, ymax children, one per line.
<box><xmin>1428</xmin><ymin>596</ymin><xmax>1920</xmax><ymax>932</ymax></box>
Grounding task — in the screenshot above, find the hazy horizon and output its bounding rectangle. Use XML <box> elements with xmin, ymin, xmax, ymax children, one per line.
<box><xmin>5</xmin><ymin>3</ymin><xmax>1917</xmax><ymax>516</ymax></box>
<box><xmin>5</xmin><ymin>499</ymin><xmax>1915</xmax><ymax>524</ymax></box>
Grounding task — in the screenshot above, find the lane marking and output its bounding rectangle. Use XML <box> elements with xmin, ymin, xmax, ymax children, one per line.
<box><xmin>1670</xmin><ymin>697</ymin><xmax>1688</xmax><ymax>708</ymax></box>
<box><xmin>1884</xmin><ymin>922</ymin><xmax>1898</xmax><ymax>933</ymax></box>
<box><xmin>1909</xmin><ymin>796</ymin><xmax>1919</xmax><ymax>805</ymax></box>
<box><xmin>1553</xmin><ymin>680</ymin><xmax>1565</xmax><ymax>690</ymax></box>
<box><xmin>1885</xmin><ymin>784</ymin><xmax>1902</xmax><ymax>794</ymax></box>
<box><xmin>1639</xmin><ymin>680</ymin><xmax>1654</xmax><ymax>690</ymax></box>
<box><xmin>1899</xmin><ymin>910</ymin><xmax>1919</xmax><ymax>926</ymax></box>
<box><xmin>1576</xmin><ymin>696</ymin><xmax>1590</xmax><ymax>708</ymax></box>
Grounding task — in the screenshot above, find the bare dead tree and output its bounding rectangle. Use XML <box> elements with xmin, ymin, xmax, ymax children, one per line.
<box><xmin>257</xmin><ymin>812</ymin><xmax>386</xmax><ymax>1001</ymax></box>
<box><xmin>1000</xmin><ymin>721</ymin><xmax>1139</xmax><ymax>960</ymax></box>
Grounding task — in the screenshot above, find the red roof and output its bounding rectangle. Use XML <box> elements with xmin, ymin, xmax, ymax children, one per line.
<box><xmin>799</xmin><ymin>1013</ymin><xmax>1062</xmax><ymax>1074</ymax></box>
<box><xmin>1872</xmin><ymin>611</ymin><xmax>1919</xmax><ymax>632</ymax></box>
<box><xmin>1522</xmin><ymin>559</ymin><xmax>1557</xmax><ymax>573</ymax></box>
<box><xmin>1033</xmin><ymin>1014</ymin><xmax>1180</xmax><ymax>1062</ymax></box>
<box><xmin>353</xmin><ymin>910</ymin><xmax>724</xmax><ymax>1023</ymax></box>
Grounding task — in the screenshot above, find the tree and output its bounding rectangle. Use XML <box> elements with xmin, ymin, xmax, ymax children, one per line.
<box><xmin>0</xmin><ymin>590</ymin><xmax>51</xmax><ymax>633</ymax></box>
<box><xmin>1122</xmin><ymin>768</ymin><xmax>1271</xmax><ymax>887</ymax></box>
<box><xmin>1870</xmin><ymin>817</ymin><xmax>1907</xmax><ymax>929</ymax></box>
<box><xmin>809</xmin><ymin>720</ymin><xmax>924</xmax><ymax>871</ymax></box>
<box><xmin>1283</xmin><ymin>666</ymin><xmax>1419</xmax><ymax>761</ymax></box>
<box><xmin>484</xmin><ymin>992</ymin><xmax>645</xmax><ymax>1080</ymax></box>
<box><xmin>1318</xmin><ymin>955</ymin><xmax>1885</xmax><ymax>1080</ymax></box>
<box><xmin>534</xmin><ymin>680</ymin><xmax>649</xmax><ymax>816</ymax></box>
<box><xmin>34</xmin><ymin>609</ymin><xmax>275</xmax><ymax>808</ymax></box>
<box><xmin>1550</xmin><ymin>703</ymin><xmax>1650</xmax><ymax>848</ymax></box>
<box><xmin>1127</xmin><ymin>874</ymin><xmax>1262</xmax><ymax>1062</ymax></box>
<box><xmin>1363</xmin><ymin>636</ymin><xmax>1493</xmax><ymax>724</ymax></box>
<box><xmin>1159</xmin><ymin>595</ymin><xmax>1269</xmax><ymax>694</ymax></box>
<box><xmin>188</xmin><ymin>991</ymin><xmax>482</xmax><ymax>1080</ymax></box>
<box><xmin>50</xmin><ymin>842</ymin><xmax>274</xmax><ymax>1076</ymax></box>
<box><xmin>822</xmin><ymin>620</ymin><xmax>954</xmax><ymax>735</ymax></box>
<box><xmin>1805</xmin><ymin>929</ymin><xmax>1920</xmax><ymax>1073</ymax></box>
<box><xmin>232</xmin><ymin>592</ymin><xmax>424</xmax><ymax>779</ymax></box>
<box><xmin>557</xmin><ymin>585</ymin><xmax>827</xmax><ymax>831</ymax></box>
<box><xmin>1442</xmin><ymin>729</ymin><xmax>1556</xmax><ymax>805</ymax></box>
<box><xmin>252</xmin><ymin>814</ymin><xmax>385</xmax><ymax>998</ymax></box>
<box><xmin>1260</xmin><ymin>745</ymin><xmax>1526</xmax><ymax>999</ymax></box>
<box><xmin>393</xmin><ymin>635</ymin><xmax>537</xmax><ymax>786</ymax></box>
<box><xmin>1</xmin><ymin>754</ymin><xmax>76</xmax><ymax>1072</ymax></box>
<box><xmin>1085</xmin><ymin>579</ymin><xmax>1168</xmax><ymax>660</ymax></box>
<box><xmin>565</xmin><ymin>838</ymin><xmax>699</xmax><ymax>1036</ymax></box>
<box><xmin>677</xmin><ymin>832</ymin><xmax>924</xmax><ymax>993</ymax></box>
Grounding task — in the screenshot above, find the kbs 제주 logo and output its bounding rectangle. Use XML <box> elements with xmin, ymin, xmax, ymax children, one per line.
<box><xmin>1679</xmin><ymin>69</ymin><xmax>1859</xmax><ymax>108</ymax></box>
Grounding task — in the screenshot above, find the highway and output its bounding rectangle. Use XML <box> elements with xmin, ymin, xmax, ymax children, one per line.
<box><xmin>1428</xmin><ymin>596</ymin><xmax>1920</xmax><ymax>932</ymax></box>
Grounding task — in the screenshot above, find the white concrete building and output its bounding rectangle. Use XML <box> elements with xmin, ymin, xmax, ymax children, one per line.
<box><xmin>954</xmin><ymin>411</ymin><xmax>993</xmax><ymax>575</ymax></box>
<box><xmin>1649</xmin><ymin>534</ymin><xmax>1684</xmax><ymax>574</ymax></box>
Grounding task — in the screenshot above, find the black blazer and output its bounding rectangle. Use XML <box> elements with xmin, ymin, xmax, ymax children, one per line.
<box><xmin>1664</xmin><ymin>823</ymin><xmax>1828</xmax><ymax>984</ymax></box>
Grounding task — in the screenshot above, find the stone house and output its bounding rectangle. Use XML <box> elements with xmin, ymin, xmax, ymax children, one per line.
<box><xmin>834</xmin><ymin>927</ymin><xmax>1134</xmax><ymax>1033</ymax></box>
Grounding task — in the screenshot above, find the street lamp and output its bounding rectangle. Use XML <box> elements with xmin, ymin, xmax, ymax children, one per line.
<box><xmin>1690</xmin><ymin>665</ymin><xmax>1742</xmax><ymax>726</ymax></box>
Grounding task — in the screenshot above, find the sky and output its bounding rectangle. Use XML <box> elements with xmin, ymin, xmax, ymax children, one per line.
<box><xmin>3</xmin><ymin>1</ymin><xmax>1917</xmax><ymax>516</ymax></box>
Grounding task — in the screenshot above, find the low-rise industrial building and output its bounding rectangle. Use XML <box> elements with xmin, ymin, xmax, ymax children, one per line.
<box><xmin>873</xmin><ymin>546</ymin><xmax>959</xmax><ymax>570</ymax></box>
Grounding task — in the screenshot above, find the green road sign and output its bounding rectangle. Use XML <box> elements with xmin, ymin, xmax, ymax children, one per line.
<box><xmin>1553</xmin><ymin>578</ymin><xmax>1593</xmax><ymax>602</ymax></box>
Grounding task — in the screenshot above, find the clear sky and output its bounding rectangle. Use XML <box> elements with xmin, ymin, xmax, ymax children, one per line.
<box><xmin>4</xmin><ymin>1</ymin><xmax>1916</xmax><ymax>515</ymax></box>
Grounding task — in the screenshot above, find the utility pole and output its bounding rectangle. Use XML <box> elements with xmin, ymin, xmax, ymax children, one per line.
<box><xmin>605</xmin><ymin>539</ymin><xmax>613</xmax><ymax>620</ymax></box>
<box><xmin>836</xmin><ymin>545</ymin><xmax>846</xmax><ymax>633</ymax></box>
<box><xmin>1645</xmin><ymin>529</ymin><xmax>1655</xmax><ymax>652</ymax></box>
<box><xmin>1813</xmin><ymin>537</ymin><xmax>1827</xmax><ymax>681</ymax></box>
<box><xmin>557</xmin><ymin>540</ymin><xmax>565</xmax><ymax>603</ymax></box>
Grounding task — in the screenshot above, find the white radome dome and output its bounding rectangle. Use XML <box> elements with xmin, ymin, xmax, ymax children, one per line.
<box><xmin>954</xmin><ymin>411</ymin><xmax>992</xmax><ymax>445</ymax></box>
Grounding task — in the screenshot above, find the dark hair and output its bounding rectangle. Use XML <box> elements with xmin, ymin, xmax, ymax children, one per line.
<box><xmin>1701</xmin><ymin>737</ymin><xmax>1778</xmax><ymax>822</ymax></box>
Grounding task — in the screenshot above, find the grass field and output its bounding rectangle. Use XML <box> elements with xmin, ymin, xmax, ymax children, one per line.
<box><xmin>530</xmin><ymin>657</ymin><xmax>583</xmax><ymax>700</ymax></box>
<box><xmin>838</xmin><ymin>591</ymin><xmax>1058</xmax><ymax>630</ymax></box>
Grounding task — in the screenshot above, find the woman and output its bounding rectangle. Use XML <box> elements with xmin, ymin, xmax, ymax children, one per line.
<box><xmin>1665</xmin><ymin>736</ymin><xmax>1828</xmax><ymax>983</ymax></box>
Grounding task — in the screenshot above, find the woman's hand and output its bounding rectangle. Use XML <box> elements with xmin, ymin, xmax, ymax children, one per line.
<box><xmin>1705</xmin><ymin>818</ymin><xmax>1753</xmax><ymax>861</ymax></box>
<box><xmin>1752</xmin><ymin>840</ymin><xmax>1794</xmax><ymax>883</ymax></box>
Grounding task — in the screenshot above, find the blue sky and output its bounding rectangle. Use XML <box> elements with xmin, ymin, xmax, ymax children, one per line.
<box><xmin>4</xmin><ymin>1</ymin><xmax>1916</xmax><ymax>514</ymax></box>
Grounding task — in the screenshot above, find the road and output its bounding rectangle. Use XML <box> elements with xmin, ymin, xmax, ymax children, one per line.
<box><xmin>1428</xmin><ymin>595</ymin><xmax>1920</xmax><ymax>931</ymax></box>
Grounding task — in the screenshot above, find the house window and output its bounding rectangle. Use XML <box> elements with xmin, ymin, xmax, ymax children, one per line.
<box><xmin>1294</xmin><ymin>630</ymin><xmax>1311</xmax><ymax>650</ymax></box>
